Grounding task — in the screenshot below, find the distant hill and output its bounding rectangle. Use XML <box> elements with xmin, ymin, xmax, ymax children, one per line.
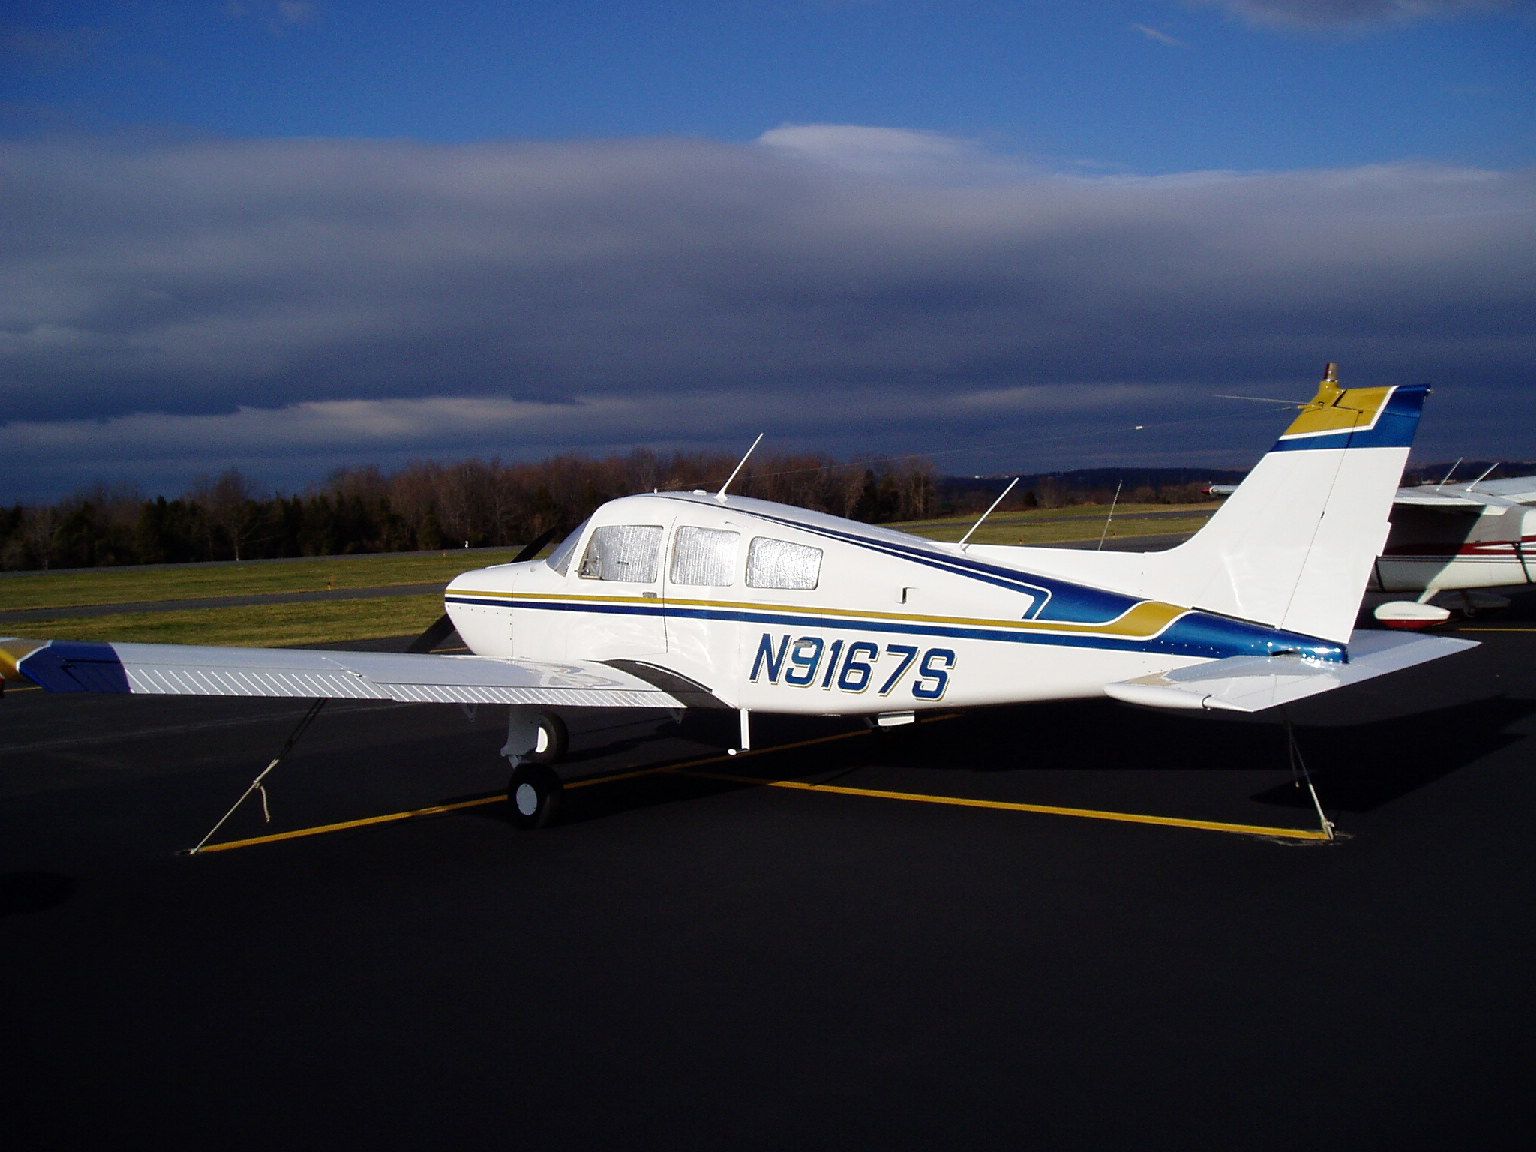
<box><xmin>1404</xmin><ymin>461</ymin><xmax>1536</xmax><ymax>486</ymax></box>
<box><xmin>938</xmin><ymin>467</ymin><xmax>1247</xmax><ymax>511</ymax></box>
<box><xmin>936</xmin><ymin>460</ymin><xmax>1536</xmax><ymax>515</ymax></box>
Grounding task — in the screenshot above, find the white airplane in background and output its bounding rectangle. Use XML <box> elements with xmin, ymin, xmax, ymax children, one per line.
<box><xmin>2</xmin><ymin>365</ymin><xmax>1475</xmax><ymax>829</ymax></box>
<box><xmin>1212</xmin><ymin>470</ymin><xmax>1536</xmax><ymax>628</ymax></box>
<box><xmin>1369</xmin><ymin>474</ymin><xmax>1536</xmax><ymax>628</ymax></box>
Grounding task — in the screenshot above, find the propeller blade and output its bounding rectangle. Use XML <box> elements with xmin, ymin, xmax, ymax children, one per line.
<box><xmin>511</xmin><ymin>525</ymin><xmax>562</xmax><ymax>564</ymax></box>
<box><xmin>406</xmin><ymin>612</ymin><xmax>458</xmax><ymax>654</ymax></box>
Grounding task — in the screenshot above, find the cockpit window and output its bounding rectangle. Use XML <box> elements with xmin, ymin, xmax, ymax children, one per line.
<box><xmin>578</xmin><ymin>524</ymin><xmax>664</xmax><ymax>583</ymax></box>
<box><xmin>746</xmin><ymin>537</ymin><xmax>822</xmax><ymax>590</ymax></box>
<box><xmin>670</xmin><ymin>526</ymin><xmax>739</xmax><ymax>587</ymax></box>
<box><xmin>546</xmin><ymin>518</ymin><xmax>590</xmax><ymax>576</ymax></box>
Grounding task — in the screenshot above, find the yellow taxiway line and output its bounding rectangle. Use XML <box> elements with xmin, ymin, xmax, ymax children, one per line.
<box><xmin>658</xmin><ymin>766</ymin><xmax>1333</xmax><ymax>841</ymax></box>
<box><xmin>194</xmin><ymin>722</ymin><xmax>1331</xmax><ymax>852</ymax></box>
<box><xmin>190</xmin><ymin>795</ymin><xmax>503</xmax><ymax>853</ymax></box>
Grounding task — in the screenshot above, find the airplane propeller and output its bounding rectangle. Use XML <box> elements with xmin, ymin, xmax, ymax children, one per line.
<box><xmin>405</xmin><ymin>525</ymin><xmax>564</xmax><ymax>654</ymax></box>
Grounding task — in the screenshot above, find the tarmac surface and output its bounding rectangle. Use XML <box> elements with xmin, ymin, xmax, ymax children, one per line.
<box><xmin>2</xmin><ymin>599</ymin><xmax>1534</xmax><ymax>1150</ymax></box>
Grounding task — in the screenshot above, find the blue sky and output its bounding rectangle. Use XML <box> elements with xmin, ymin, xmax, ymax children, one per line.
<box><xmin>10</xmin><ymin>2</ymin><xmax>1533</xmax><ymax>168</ymax></box>
<box><xmin>3</xmin><ymin>1</ymin><xmax>1534</xmax><ymax>501</ymax></box>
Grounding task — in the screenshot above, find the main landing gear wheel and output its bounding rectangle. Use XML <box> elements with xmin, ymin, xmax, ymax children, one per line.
<box><xmin>508</xmin><ymin>763</ymin><xmax>563</xmax><ymax>830</ymax></box>
<box><xmin>526</xmin><ymin>711</ymin><xmax>568</xmax><ymax>763</ymax></box>
<box><xmin>503</xmin><ymin>709</ymin><xmax>569</xmax><ymax>766</ymax></box>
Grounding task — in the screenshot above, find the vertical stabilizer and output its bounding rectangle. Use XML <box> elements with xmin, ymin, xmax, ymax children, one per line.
<box><xmin>1153</xmin><ymin>364</ymin><xmax>1428</xmax><ymax>644</ymax></box>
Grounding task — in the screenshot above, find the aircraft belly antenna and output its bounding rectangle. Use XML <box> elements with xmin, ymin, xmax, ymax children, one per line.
<box><xmin>958</xmin><ymin>477</ymin><xmax>1018</xmax><ymax>551</ymax></box>
<box><xmin>717</xmin><ymin>433</ymin><xmax>764</xmax><ymax>501</ymax></box>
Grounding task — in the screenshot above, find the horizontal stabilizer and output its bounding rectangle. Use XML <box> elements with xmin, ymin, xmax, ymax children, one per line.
<box><xmin>1105</xmin><ymin>631</ymin><xmax>1476</xmax><ymax>713</ymax></box>
<box><xmin>1</xmin><ymin>638</ymin><xmax>683</xmax><ymax>709</ymax></box>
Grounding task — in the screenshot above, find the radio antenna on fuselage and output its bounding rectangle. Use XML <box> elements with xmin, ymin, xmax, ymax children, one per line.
<box><xmin>717</xmin><ymin>433</ymin><xmax>764</xmax><ymax>501</ymax></box>
<box><xmin>957</xmin><ymin>476</ymin><xmax>1019</xmax><ymax>551</ymax></box>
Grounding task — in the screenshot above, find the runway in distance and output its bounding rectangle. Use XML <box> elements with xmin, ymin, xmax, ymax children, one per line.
<box><xmin>1</xmin><ymin>365</ymin><xmax>1476</xmax><ymax>828</ymax></box>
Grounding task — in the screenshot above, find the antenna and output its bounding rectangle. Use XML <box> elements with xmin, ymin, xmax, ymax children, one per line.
<box><xmin>1468</xmin><ymin>462</ymin><xmax>1499</xmax><ymax>491</ymax></box>
<box><xmin>1436</xmin><ymin>458</ymin><xmax>1463</xmax><ymax>488</ymax></box>
<box><xmin>717</xmin><ymin>433</ymin><xmax>764</xmax><ymax>501</ymax></box>
<box><xmin>958</xmin><ymin>477</ymin><xmax>1018</xmax><ymax>551</ymax></box>
<box><xmin>1097</xmin><ymin>480</ymin><xmax>1123</xmax><ymax>551</ymax></box>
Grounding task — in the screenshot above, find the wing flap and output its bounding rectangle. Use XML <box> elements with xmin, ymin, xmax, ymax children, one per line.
<box><xmin>1105</xmin><ymin>630</ymin><xmax>1476</xmax><ymax>713</ymax></box>
<box><xmin>1</xmin><ymin>638</ymin><xmax>682</xmax><ymax>709</ymax></box>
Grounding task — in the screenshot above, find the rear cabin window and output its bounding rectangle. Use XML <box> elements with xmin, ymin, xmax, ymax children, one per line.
<box><xmin>578</xmin><ymin>524</ymin><xmax>663</xmax><ymax>583</ymax></box>
<box><xmin>670</xmin><ymin>526</ymin><xmax>739</xmax><ymax>587</ymax></box>
<box><xmin>746</xmin><ymin>536</ymin><xmax>822</xmax><ymax>590</ymax></box>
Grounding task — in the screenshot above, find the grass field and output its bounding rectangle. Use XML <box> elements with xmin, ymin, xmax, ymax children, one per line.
<box><xmin>896</xmin><ymin>501</ymin><xmax>1214</xmax><ymax>546</ymax></box>
<box><xmin>0</xmin><ymin>549</ymin><xmax>525</xmax><ymax>612</ymax></box>
<box><xmin>2</xmin><ymin>503</ymin><xmax>1216</xmax><ymax>646</ymax></box>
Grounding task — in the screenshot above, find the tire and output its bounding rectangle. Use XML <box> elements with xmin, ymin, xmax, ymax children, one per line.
<box><xmin>525</xmin><ymin>711</ymin><xmax>569</xmax><ymax>765</ymax></box>
<box><xmin>507</xmin><ymin>763</ymin><xmax>563</xmax><ymax>830</ymax></box>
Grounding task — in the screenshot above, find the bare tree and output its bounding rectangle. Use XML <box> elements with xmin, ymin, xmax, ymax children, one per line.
<box><xmin>19</xmin><ymin>504</ymin><xmax>61</xmax><ymax>570</ymax></box>
<box><xmin>192</xmin><ymin>469</ymin><xmax>259</xmax><ymax>561</ymax></box>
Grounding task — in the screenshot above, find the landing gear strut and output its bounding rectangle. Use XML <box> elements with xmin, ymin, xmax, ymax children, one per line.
<box><xmin>502</xmin><ymin>708</ymin><xmax>568</xmax><ymax>829</ymax></box>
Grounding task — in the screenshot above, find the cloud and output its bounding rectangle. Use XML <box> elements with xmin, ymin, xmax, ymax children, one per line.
<box><xmin>223</xmin><ymin>1</ymin><xmax>318</xmax><ymax>34</ymax></box>
<box><xmin>1195</xmin><ymin>1</ymin><xmax>1519</xmax><ymax>30</ymax></box>
<box><xmin>1</xmin><ymin>130</ymin><xmax>1533</xmax><ymax>500</ymax></box>
<box><xmin>758</xmin><ymin>124</ymin><xmax>982</xmax><ymax>176</ymax></box>
<box><xmin>1133</xmin><ymin>23</ymin><xmax>1188</xmax><ymax>46</ymax></box>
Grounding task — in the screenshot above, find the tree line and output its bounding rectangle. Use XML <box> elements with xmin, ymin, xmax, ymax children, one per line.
<box><xmin>1</xmin><ymin>450</ymin><xmax>945</xmax><ymax>572</ymax></box>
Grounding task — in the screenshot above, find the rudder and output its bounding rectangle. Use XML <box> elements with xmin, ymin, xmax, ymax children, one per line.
<box><xmin>1151</xmin><ymin>364</ymin><xmax>1428</xmax><ymax>644</ymax></box>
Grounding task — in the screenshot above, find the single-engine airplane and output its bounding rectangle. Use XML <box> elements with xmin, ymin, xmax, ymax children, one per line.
<box><xmin>1</xmin><ymin>365</ymin><xmax>1476</xmax><ymax>828</ymax></box>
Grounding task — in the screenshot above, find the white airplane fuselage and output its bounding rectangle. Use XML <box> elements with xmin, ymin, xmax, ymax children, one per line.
<box><xmin>445</xmin><ymin>490</ymin><xmax>1335</xmax><ymax>717</ymax></box>
<box><xmin>1370</xmin><ymin>505</ymin><xmax>1536</xmax><ymax>597</ymax></box>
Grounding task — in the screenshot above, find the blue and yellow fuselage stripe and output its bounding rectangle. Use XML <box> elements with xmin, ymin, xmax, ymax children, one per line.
<box><xmin>447</xmin><ymin>589</ymin><xmax>1342</xmax><ymax>663</ymax></box>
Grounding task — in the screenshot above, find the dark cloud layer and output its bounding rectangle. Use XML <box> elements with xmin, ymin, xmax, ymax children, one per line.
<box><xmin>2</xmin><ymin>128</ymin><xmax>1533</xmax><ymax>500</ymax></box>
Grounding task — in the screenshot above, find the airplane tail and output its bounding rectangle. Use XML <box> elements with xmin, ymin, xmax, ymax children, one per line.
<box><xmin>1150</xmin><ymin>363</ymin><xmax>1427</xmax><ymax>644</ymax></box>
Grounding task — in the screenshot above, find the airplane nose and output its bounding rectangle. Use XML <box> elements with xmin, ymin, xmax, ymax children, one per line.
<box><xmin>445</xmin><ymin>565</ymin><xmax>516</xmax><ymax>657</ymax></box>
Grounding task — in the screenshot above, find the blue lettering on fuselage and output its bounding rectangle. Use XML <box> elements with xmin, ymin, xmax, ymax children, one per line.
<box><xmin>749</xmin><ymin>632</ymin><xmax>954</xmax><ymax>700</ymax></box>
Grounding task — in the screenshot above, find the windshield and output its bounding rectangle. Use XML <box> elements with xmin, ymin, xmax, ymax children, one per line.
<box><xmin>545</xmin><ymin>518</ymin><xmax>590</xmax><ymax>576</ymax></box>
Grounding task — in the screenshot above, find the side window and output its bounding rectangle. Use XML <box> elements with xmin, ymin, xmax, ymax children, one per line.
<box><xmin>746</xmin><ymin>537</ymin><xmax>822</xmax><ymax>590</ymax></box>
<box><xmin>670</xmin><ymin>526</ymin><xmax>739</xmax><ymax>587</ymax></box>
<box><xmin>578</xmin><ymin>525</ymin><xmax>663</xmax><ymax>582</ymax></box>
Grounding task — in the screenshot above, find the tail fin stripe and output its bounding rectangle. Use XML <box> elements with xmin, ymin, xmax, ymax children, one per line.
<box><xmin>1272</xmin><ymin>385</ymin><xmax>1428</xmax><ymax>452</ymax></box>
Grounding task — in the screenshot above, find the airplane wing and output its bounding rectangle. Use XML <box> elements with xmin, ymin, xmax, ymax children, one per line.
<box><xmin>1467</xmin><ymin>476</ymin><xmax>1536</xmax><ymax>504</ymax></box>
<box><xmin>1393</xmin><ymin>488</ymin><xmax>1519</xmax><ymax>512</ymax></box>
<box><xmin>1394</xmin><ymin>488</ymin><xmax>1511</xmax><ymax>513</ymax></box>
<box><xmin>1105</xmin><ymin>631</ymin><xmax>1476</xmax><ymax>713</ymax></box>
<box><xmin>1394</xmin><ymin>475</ymin><xmax>1536</xmax><ymax>510</ymax></box>
<box><xmin>0</xmin><ymin>638</ymin><xmax>682</xmax><ymax>709</ymax></box>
